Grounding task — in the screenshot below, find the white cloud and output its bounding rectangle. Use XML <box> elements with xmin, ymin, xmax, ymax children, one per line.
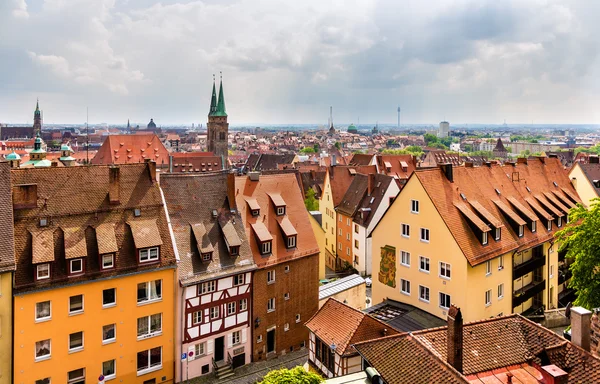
<box><xmin>11</xmin><ymin>0</ymin><xmax>29</xmax><ymax>19</ymax></box>
<box><xmin>28</xmin><ymin>52</ymin><xmax>71</xmax><ymax>77</ymax></box>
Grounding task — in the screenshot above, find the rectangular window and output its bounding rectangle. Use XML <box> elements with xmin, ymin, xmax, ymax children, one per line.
<box><xmin>495</xmin><ymin>227</ymin><xmax>501</xmax><ymax>241</ymax></box>
<box><xmin>267</xmin><ymin>270</ymin><xmax>276</xmax><ymax>284</ymax></box>
<box><xmin>234</xmin><ymin>274</ymin><xmax>245</xmax><ymax>286</ymax></box>
<box><xmin>137</xmin><ymin>313</ymin><xmax>162</xmax><ymax>338</ymax></box>
<box><xmin>267</xmin><ymin>298</ymin><xmax>275</xmax><ymax>312</ymax></box>
<box><xmin>354</xmin><ymin>224</ymin><xmax>359</xmax><ymax>233</ymax></box>
<box><xmin>401</xmin><ymin>251</ymin><xmax>410</xmax><ymax>267</ymax></box>
<box><xmin>401</xmin><ymin>279</ymin><xmax>411</xmax><ymax>295</ymax></box>
<box><xmin>199</xmin><ymin>280</ymin><xmax>216</xmax><ymax>295</ymax></box>
<box><xmin>35</xmin><ymin>339</ymin><xmax>51</xmax><ymax>361</ymax></box>
<box><xmin>284</xmin><ymin>323</ymin><xmax>290</xmax><ymax>331</ymax></box>
<box><xmin>232</xmin><ymin>331</ymin><xmax>241</xmax><ymax>345</ymax></box>
<box><xmin>346</xmin><ymin>247</ymin><xmax>350</xmax><ymax>255</ymax></box>
<box><xmin>36</xmin><ymin>263</ymin><xmax>50</xmax><ymax>280</ymax></box>
<box><xmin>69</xmin><ymin>259</ymin><xmax>83</xmax><ymax>275</ymax></box>
<box><xmin>485</xmin><ymin>290</ymin><xmax>492</xmax><ymax>306</ymax></box>
<box><xmin>547</xmin><ymin>220</ymin><xmax>552</xmax><ymax>231</ymax></box>
<box><xmin>411</xmin><ymin>200</ymin><xmax>419</xmax><ymax>213</ymax></box>
<box><xmin>67</xmin><ymin>368</ymin><xmax>85</xmax><ymax>384</ymax></box>
<box><xmin>227</xmin><ymin>302</ymin><xmax>236</xmax><ymax>315</ymax></box>
<box><xmin>284</xmin><ymin>292</ymin><xmax>290</xmax><ymax>300</ymax></box>
<box><xmin>338</xmin><ymin>228</ymin><xmax>342</xmax><ymax>236</ymax></box>
<box><xmin>101</xmin><ymin>254</ymin><xmax>114</xmax><ymax>269</ymax></box>
<box><xmin>102</xmin><ymin>324</ymin><xmax>116</xmax><ymax>344</ymax></box>
<box><xmin>498</xmin><ymin>283</ymin><xmax>504</xmax><ymax>299</ymax></box>
<box><xmin>557</xmin><ymin>217</ymin><xmax>562</xmax><ymax>228</ymax></box>
<box><xmin>439</xmin><ymin>262</ymin><xmax>451</xmax><ymax>279</ymax></box>
<box><xmin>239</xmin><ymin>298</ymin><xmax>248</xmax><ymax>311</ymax></box>
<box><xmin>230</xmin><ymin>246</ymin><xmax>239</xmax><ymax>256</ymax></box>
<box><xmin>296</xmin><ymin>314</ymin><xmax>301</xmax><ymax>323</ymax></box>
<box><xmin>439</xmin><ymin>292</ymin><xmax>451</xmax><ymax>309</ymax></box>
<box><xmin>195</xmin><ymin>342</ymin><xmax>206</xmax><ymax>357</ymax></box>
<box><xmin>284</xmin><ymin>265</ymin><xmax>290</xmax><ymax>273</ymax></box>
<box><xmin>202</xmin><ymin>252</ymin><xmax>212</xmax><ymax>261</ymax></box>
<box><xmin>485</xmin><ymin>261</ymin><xmax>492</xmax><ymax>276</ymax></box>
<box><xmin>35</xmin><ymin>379</ymin><xmax>50</xmax><ymax>384</ymax></box>
<box><xmin>277</xmin><ymin>206</ymin><xmax>286</xmax><ymax>216</ymax></box>
<box><xmin>192</xmin><ymin>311</ymin><xmax>202</xmax><ymax>325</ymax></box>
<box><xmin>401</xmin><ymin>224</ymin><xmax>410</xmax><ymax>237</ymax></box>
<box><xmin>498</xmin><ymin>256</ymin><xmax>504</xmax><ymax>270</ymax></box>
<box><xmin>518</xmin><ymin>225</ymin><xmax>524</xmax><ymax>237</ymax></box>
<box><xmin>338</xmin><ymin>242</ymin><xmax>342</xmax><ymax>250</ymax></box>
<box><xmin>482</xmin><ymin>232</ymin><xmax>488</xmax><ymax>245</ymax></box>
<box><xmin>346</xmin><ymin>218</ymin><xmax>350</xmax><ymax>226</ymax></box>
<box><xmin>531</xmin><ymin>220</ymin><xmax>537</xmax><ymax>233</ymax></box>
<box><xmin>261</xmin><ymin>241</ymin><xmax>272</xmax><ymax>255</ymax></box>
<box><xmin>287</xmin><ymin>235</ymin><xmax>296</xmax><ymax>248</ymax></box>
<box><xmin>137</xmin><ymin>280</ymin><xmax>162</xmax><ymax>303</ymax></box>
<box><xmin>137</xmin><ymin>346</ymin><xmax>162</xmax><ymax>374</ymax></box>
<box><xmin>69</xmin><ymin>331</ymin><xmax>84</xmax><ymax>352</ymax></box>
<box><xmin>35</xmin><ymin>301</ymin><xmax>51</xmax><ymax>321</ymax></box>
<box><xmin>102</xmin><ymin>359</ymin><xmax>116</xmax><ymax>380</ymax></box>
<box><xmin>103</xmin><ymin>288</ymin><xmax>116</xmax><ymax>307</ymax></box>
<box><xmin>354</xmin><ymin>239</ymin><xmax>359</xmax><ymax>248</ymax></box>
<box><xmin>69</xmin><ymin>295</ymin><xmax>84</xmax><ymax>314</ymax></box>
<box><xmin>339</xmin><ymin>215</ymin><xmax>342</xmax><ymax>222</ymax></box>
<box><xmin>139</xmin><ymin>247</ymin><xmax>159</xmax><ymax>263</ymax></box>
<box><xmin>257</xmin><ymin>335</ymin><xmax>263</xmax><ymax>343</ymax></box>
<box><xmin>419</xmin><ymin>256</ymin><xmax>430</xmax><ymax>272</ymax></box>
<box><xmin>210</xmin><ymin>306</ymin><xmax>219</xmax><ymax>319</ymax></box>
<box><xmin>550</xmin><ymin>265</ymin><xmax>554</xmax><ymax>278</ymax></box>
<box><xmin>420</xmin><ymin>228</ymin><xmax>430</xmax><ymax>242</ymax></box>
<box><xmin>346</xmin><ymin>233</ymin><xmax>350</xmax><ymax>240</ymax></box>
<box><xmin>419</xmin><ymin>285</ymin><xmax>430</xmax><ymax>302</ymax></box>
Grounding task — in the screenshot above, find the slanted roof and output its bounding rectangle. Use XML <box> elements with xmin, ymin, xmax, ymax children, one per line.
<box><xmin>454</xmin><ymin>202</ymin><xmax>490</xmax><ymax>232</ymax></box>
<box><xmin>506</xmin><ymin>196</ymin><xmax>539</xmax><ymax>222</ymax></box>
<box><xmin>91</xmin><ymin>134</ymin><xmax>170</xmax><ymax>166</ymax></box>
<box><xmin>364</xmin><ymin>299</ymin><xmax>446</xmax><ymax>332</ymax></box>
<box><xmin>493</xmin><ymin>200</ymin><xmax>526</xmax><ymax>226</ymax></box>
<box><xmin>245</xmin><ymin>197</ymin><xmax>260</xmax><ymax>211</ymax></box>
<box><xmin>96</xmin><ymin>223</ymin><xmax>118</xmax><ymax>254</ymax></box>
<box><xmin>268</xmin><ymin>192</ymin><xmax>286</xmax><ymax>207</ymax></box>
<box><xmin>63</xmin><ymin>227</ymin><xmax>87</xmax><ymax>259</ymax></box>
<box><xmin>128</xmin><ymin>219</ymin><xmax>163</xmax><ymax>249</ymax></box>
<box><xmin>535</xmin><ymin>194</ymin><xmax>565</xmax><ymax>217</ymax></box>
<box><xmin>251</xmin><ymin>221</ymin><xmax>273</xmax><ymax>242</ymax></box>
<box><xmin>543</xmin><ymin>191</ymin><xmax>570</xmax><ymax>214</ymax></box>
<box><xmin>30</xmin><ymin>229</ymin><xmax>55</xmax><ymax>264</ymax></box>
<box><xmin>468</xmin><ymin>200</ymin><xmax>503</xmax><ymax>228</ymax></box>
<box><xmin>354</xmin><ymin>173</ymin><xmax>395</xmax><ymax>229</ymax></box>
<box><xmin>337</xmin><ymin>174</ymin><xmax>368</xmax><ymax>217</ymax></box>
<box><xmin>220</xmin><ymin>219</ymin><xmax>243</xmax><ymax>247</ymax></box>
<box><xmin>277</xmin><ymin>216</ymin><xmax>297</xmax><ymax>237</ymax></box>
<box><xmin>0</xmin><ymin>163</ymin><xmax>15</xmax><ymax>273</ymax></box>
<box><xmin>191</xmin><ymin>223</ymin><xmax>214</xmax><ymax>253</ymax></box>
<box><xmin>319</xmin><ymin>274</ymin><xmax>365</xmax><ymax>301</ymax></box>
<box><xmin>551</xmin><ymin>189</ymin><xmax>577</xmax><ymax>209</ymax></box>
<box><xmin>305</xmin><ymin>298</ymin><xmax>400</xmax><ymax>357</ymax></box>
<box><xmin>524</xmin><ymin>197</ymin><xmax>553</xmax><ymax>221</ymax></box>
<box><xmin>328</xmin><ymin>165</ymin><xmax>377</xmax><ymax>206</ymax></box>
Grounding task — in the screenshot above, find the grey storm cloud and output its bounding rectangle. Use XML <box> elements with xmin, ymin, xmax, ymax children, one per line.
<box><xmin>0</xmin><ymin>0</ymin><xmax>599</xmax><ymax>125</ymax></box>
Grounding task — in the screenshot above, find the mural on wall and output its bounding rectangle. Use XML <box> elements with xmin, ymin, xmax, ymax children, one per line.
<box><xmin>379</xmin><ymin>245</ymin><xmax>396</xmax><ymax>288</ymax></box>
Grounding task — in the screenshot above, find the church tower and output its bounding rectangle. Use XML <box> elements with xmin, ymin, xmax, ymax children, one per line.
<box><xmin>33</xmin><ymin>99</ymin><xmax>42</xmax><ymax>135</ymax></box>
<box><xmin>207</xmin><ymin>73</ymin><xmax>229</xmax><ymax>166</ymax></box>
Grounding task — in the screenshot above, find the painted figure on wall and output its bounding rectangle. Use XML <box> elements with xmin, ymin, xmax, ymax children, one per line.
<box><xmin>379</xmin><ymin>245</ymin><xmax>396</xmax><ymax>288</ymax></box>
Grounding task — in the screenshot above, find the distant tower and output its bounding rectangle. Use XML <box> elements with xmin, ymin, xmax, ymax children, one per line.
<box><xmin>127</xmin><ymin>119</ymin><xmax>131</xmax><ymax>132</ymax></box>
<box><xmin>397</xmin><ymin>106</ymin><xmax>401</xmax><ymax>129</ymax></box>
<box><xmin>33</xmin><ymin>99</ymin><xmax>42</xmax><ymax>135</ymax></box>
<box><xmin>207</xmin><ymin>72</ymin><xmax>229</xmax><ymax>166</ymax></box>
<box><xmin>328</xmin><ymin>106</ymin><xmax>335</xmax><ymax>135</ymax></box>
<box><xmin>438</xmin><ymin>121</ymin><xmax>450</xmax><ymax>138</ymax></box>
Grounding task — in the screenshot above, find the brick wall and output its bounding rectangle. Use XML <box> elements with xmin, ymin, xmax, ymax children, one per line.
<box><xmin>252</xmin><ymin>253</ymin><xmax>319</xmax><ymax>361</ymax></box>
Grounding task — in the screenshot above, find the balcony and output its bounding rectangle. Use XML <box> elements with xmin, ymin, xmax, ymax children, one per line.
<box><xmin>513</xmin><ymin>256</ymin><xmax>546</xmax><ymax>280</ymax></box>
<box><xmin>558</xmin><ymin>269</ymin><xmax>572</xmax><ymax>285</ymax></box>
<box><xmin>513</xmin><ymin>279</ymin><xmax>545</xmax><ymax>307</ymax></box>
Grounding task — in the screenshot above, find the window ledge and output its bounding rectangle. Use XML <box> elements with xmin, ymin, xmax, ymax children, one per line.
<box><xmin>137</xmin><ymin>331</ymin><xmax>162</xmax><ymax>341</ymax></box>
<box><xmin>102</xmin><ymin>339</ymin><xmax>116</xmax><ymax>345</ymax></box>
<box><xmin>35</xmin><ymin>317</ymin><xmax>52</xmax><ymax>323</ymax></box>
<box><xmin>103</xmin><ymin>303</ymin><xmax>117</xmax><ymax>309</ymax></box>
<box><xmin>498</xmin><ymin>296</ymin><xmax>504</xmax><ymax>300</ymax></box>
<box><xmin>485</xmin><ymin>303</ymin><xmax>491</xmax><ymax>307</ymax></box>
<box><xmin>419</xmin><ymin>269</ymin><xmax>430</xmax><ymax>274</ymax></box>
<box><xmin>137</xmin><ymin>364</ymin><xmax>162</xmax><ymax>377</ymax></box>
<box><xmin>420</xmin><ymin>240</ymin><xmax>430</xmax><ymax>244</ymax></box>
<box><xmin>137</xmin><ymin>298</ymin><xmax>162</xmax><ymax>307</ymax></box>
<box><xmin>35</xmin><ymin>355</ymin><xmax>51</xmax><ymax>362</ymax></box>
<box><xmin>439</xmin><ymin>275</ymin><xmax>451</xmax><ymax>280</ymax></box>
<box><xmin>267</xmin><ymin>281</ymin><xmax>275</xmax><ymax>285</ymax></box>
<box><xmin>401</xmin><ymin>263</ymin><xmax>410</xmax><ymax>268</ymax></box>
<box><xmin>267</xmin><ymin>309</ymin><xmax>275</xmax><ymax>313</ymax></box>
<box><xmin>68</xmin><ymin>310</ymin><xmax>84</xmax><ymax>316</ymax></box>
<box><xmin>104</xmin><ymin>374</ymin><xmax>116</xmax><ymax>381</ymax></box>
<box><xmin>401</xmin><ymin>235</ymin><xmax>409</xmax><ymax>239</ymax></box>
<box><xmin>439</xmin><ymin>306</ymin><xmax>449</xmax><ymax>310</ymax></box>
<box><xmin>419</xmin><ymin>298</ymin><xmax>430</xmax><ymax>304</ymax></box>
<box><xmin>485</xmin><ymin>273</ymin><xmax>492</xmax><ymax>277</ymax></box>
<box><xmin>68</xmin><ymin>347</ymin><xmax>84</xmax><ymax>354</ymax></box>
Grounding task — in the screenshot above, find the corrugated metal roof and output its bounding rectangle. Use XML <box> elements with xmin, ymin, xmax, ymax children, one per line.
<box><xmin>319</xmin><ymin>274</ymin><xmax>365</xmax><ymax>300</ymax></box>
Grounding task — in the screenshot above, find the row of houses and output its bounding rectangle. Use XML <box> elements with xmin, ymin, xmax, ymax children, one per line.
<box><xmin>0</xmin><ymin>161</ymin><xmax>319</xmax><ymax>384</ymax></box>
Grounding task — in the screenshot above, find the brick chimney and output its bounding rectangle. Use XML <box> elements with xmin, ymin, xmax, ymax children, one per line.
<box><xmin>540</xmin><ymin>365</ymin><xmax>568</xmax><ymax>384</ymax></box>
<box><xmin>108</xmin><ymin>166</ymin><xmax>120</xmax><ymax>205</ymax></box>
<box><xmin>145</xmin><ymin>159</ymin><xmax>157</xmax><ymax>182</ymax></box>
<box><xmin>447</xmin><ymin>304</ymin><xmax>463</xmax><ymax>373</ymax></box>
<box><xmin>439</xmin><ymin>163</ymin><xmax>453</xmax><ymax>183</ymax></box>
<box><xmin>227</xmin><ymin>172</ymin><xmax>237</xmax><ymax>211</ymax></box>
<box><xmin>368</xmin><ymin>173</ymin><xmax>375</xmax><ymax>196</ymax></box>
<box><xmin>571</xmin><ymin>306</ymin><xmax>592</xmax><ymax>351</ymax></box>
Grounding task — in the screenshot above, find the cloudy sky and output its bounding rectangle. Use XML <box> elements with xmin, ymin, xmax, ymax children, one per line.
<box><xmin>1</xmin><ymin>0</ymin><xmax>599</xmax><ymax>125</ymax></box>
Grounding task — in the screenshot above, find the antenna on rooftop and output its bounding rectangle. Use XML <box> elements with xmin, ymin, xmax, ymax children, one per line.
<box><xmin>86</xmin><ymin>107</ymin><xmax>89</xmax><ymax>164</ymax></box>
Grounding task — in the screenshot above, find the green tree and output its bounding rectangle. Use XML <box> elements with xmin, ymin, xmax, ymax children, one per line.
<box><xmin>259</xmin><ymin>366</ymin><xmax>324</xmax><ymax>384</ymax></box>
<box><xmin>423</xmin><ymin>133</ymin><xmax>438</xmax><ymax>146</ymax></box>
<box><xmin>300</xmin><ymin>147</ymin><xmax>316</xmax><ymax>154</ymax></box>
<box><xmin>304</xmin><ymin>189</ymin><xmax>319</xmax><ymax>211</ymax></box>
<box><xmin>313</xmin><ymin>143</ymin><xmax>320</xmax><ymax>152</ymax></box>
<box><xmin>334</xmin><ymin>142</ymin><xmax>341</xmax><ymax>149</ymax></box>
<box><xmin>555</xmin><ymin>199</ymin><xmax>600</xmax><ymax>309</ymax></box>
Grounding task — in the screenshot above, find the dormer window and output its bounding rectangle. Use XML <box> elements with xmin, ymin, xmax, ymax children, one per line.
<box><xmin>547</xmin><ymin>220</ymin><xmax>552</xmax><ymax>231</ymax></box>
<box><xmin>557</xmin><ymin>217</ymin><xmax>562</xmax><ymax>228</ymax></box>
<box><xmin>482</xmin><ymin>232</ymin><xmax>488</xmax><ymax>245</ymax></box>
<box><xmin>261</xmin><ymin>241</ymin><xmax>272</xmax><ymax>255</ymax></box>
<box><xmin>531</xmin><ymin>221</ymin><xmax>537</xmax><ymax>233</ymax></box>
<box><xmin>69</xmin><ymin>258</ymin><xmax>84</xmax><ymax>276</ymax></box>
<box><xmin>101</xmin><ymin>254</ymin><xmax>115</xmax><ymax>270</ymax></box>
<box><xmin>251</xmin><ymin>209</ymin><xmax>260</xmax><ymax>217</ymax></box>
<box><xmin>139</xmin><ymin>247</ymin><xmax>159</xmax><ymax>263</ymax></box>
<box><xmin>229</xmin><ymin>246</ymin><xmax>239</xmax><ymax>256</ymax></box>
<box><xmin>134</xmin><ymin>208</ymin><xmax>141</xmax><ymax>217</ymax></box>
<box><xmin>287</xmin><ymin>235</ymin><xmax>297</xmax><ymax>249</ymax></box>
<box><xmin>518</xmin><ymin>225</ymin><xmax>524</xmax><ymax>237</ymax></box>
<box><xmin>36</xmin><ymin>264</ymin><xmax>50</xmax><ymax>280</ymax></box>
<box><xmin>201</xmin><ymin>252</ymin><xmax>213</xmax><ymax>262</ymax></box>
<box><xmin>276</xmin><ymin>206</ymin><xmax>286</xmax><ymax>216</ymax></box>
<box><xmin>495</xmin><ymin>228</ymin><xmax>501</xmax><ymax>241</ymax></box>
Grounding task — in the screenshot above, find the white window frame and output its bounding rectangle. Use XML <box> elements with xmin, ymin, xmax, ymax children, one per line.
<box><xmin>137</xmin><ymin>280</ymin><xmax>162</xmax><ymax>304</ymax></box>
<box><xmin>101</xmin><ymin>254</ymin><xmax>114</xmax><ymax>269</ymax></box>
<box><xmin>210</xmin><ymin>306</ymin><xmax>220</xmax><ymax>319</ymax></box>
<box><xmin>232</xmin><ymin>331</ymin><xmax>241</xmax><ymax>345</ymax></box>
<box><xmin>485</xmin><ymin>289</ymin><xmax>492</xmax><ymax>306</ymax></box>
<box><xmin>401</xmin><ymin>279</ymin><xmax>411</xmax><ymax>295</ymax></box>
<box><xmin>37</xmin><ymin>263</ymin><xmax>50</xmax><ymax>280</ymax></box>
<box><xmin>261</xmin><ymin>241</ymin><xmax>272</xmax><ymax>255</ymax></box>
<box><xmin>284</xmin><ymin>292</ymin><xmax>290</xmax><ymax>300</ymax></box>
<box><xmin>195</xmin><ymin>342</ymin><xmax>206</xmax><ymax>357</ymax></box>
<box><xmin>70</xmin><ymin>259</ymin><xmax>83</xmax><ymax>275</ymax></box>
<box><xmin>482</xmin><ymin>231</ymin><xmax>488</xmax><ymax>245</ymax></box>
<box><xmin>284</xmin><ymin>323</ymin><xmax>290</xmax><ymax>331</ymax></box>
<box><xmin>257</xmin><ymin>335</ymin><xmax>263</xmax><ymax>343</ymax></box>
<box><xmin>68</xmin><ymin>331</ymin><xmax>84</xmax><ymax>353</ymax></box>
<box><xmin>439</xmin><ymin>292</ymin><xmax>451</xmax><ymax>309</ymax></box>
<box><xmin>35</xmin><ymin>301</ymin><xmax>51</xmax><ymax>322</ymax></box>
<box><xmin>485</xmin><ymin>261</ymin><xmax>492</xmax><ymax>276</ymax></box>
<box><xmin>199</xmin><ymin>280</ymin><xmax>216</xmax><ymax>295</ymax></box>
<box><xmin>284</xmin><ymin>265</ymin><xmax>290</xmax><ymax>273</ymax></box>
<box><xmin>136</xmin><ymin>346</ymin><xmax>162</xmax><ymax>376</ymax></box>
<box><xmin>267</xmin><ymin>270</ymin><xmax>276</xmax><ymax>284</ymax></box>
<box><xmin>401</xmin><ymin>251</ymin><xmax>410</xmax><ymax>267</ymax></box>
<box><xmin>102</xmin><ymin>323</ymin><xmax>116</xmax><ymax>344</ymax></box>
<box><xmin>531</xmin><ymin>220</ymin><xmax>537</xmax><ymax>233</ymax></box>
<box><xmin>419</xmin><ymin>256</ymin><xmax>430</xmax><ymax>273</ymax></box>
<box><xmin>495</xmin><ymin>227</ymin><xmax>501</xmax><ymax>241</ymax></box>
<box><xmin>227</xmin><ymin>302</ymin><xmax>236</xmax><ymax>315</ymax></box>
<box><xmin>35</xmin><ymin>339</ymin><xmax>51</xmax><ymax>361</ymax></box>
<box><xmin>239</xmin><ymin>298</ymin><xmax>248</xmax><ymax>311</ymax></box>
<box><xmin>401</xmin><ymin>223</ymin><xmax>410</xmax><ymax>238</ymax></box>
<box><xmin>267</xmin><ymin>298</ymin><xmax>275</xmax><ymax>313</ymax></box>
<box><xmin>234</xmin><ymin>274</ymin><xmax>245</xmax><ymax>286</ymax></box>
<box><xmin>547</xmin><ymin>220</ymin><xmax>552</xmax><ymax>231</ymax></box>
<box><xmin>287</xmin><ymin>235</ymin><xmax>296</xmax><ymax>248</ymax></box>
<box><xmin>137</xmin><ymin>313</ymin><xmax>162</xmax><ymax>340</ymax></box>
<box><xmin>518</xmin><ymin>225</ymin><xmax>524</xmax><ymax>237</ymax></box>
<box><xmin>192</xmin><ymin>311</ymin><xmax>202</xmax><ymax>325</ymax></box>
<box><xmin>439</xmin><ymin>262</ymin><xmax>451</xmax><ymax>279</ymax></box>
<box><xmin>557</xmin><ymin>217</ymin><xmax>562</xmax><ymax>228</ymax></box>
<box><xmin>102</xmin><ymin>359</ymin><xmax>116</xmax><ymax>380</ymax></box>
<box><xmin>67</xmin><ymin>368</ymin><xmax>85</xmax><ymax>384</ymax></box>
<box><xmin>276</xmin><ymin>206</ymin><xmax>286</xmax><ymax>216</ymax></box>
<box><xmin>498</xmin><ymin>283</ymin><xmax>504</xmax><ymax>299</ymax></box>
<box><xmin>419</xmin><ymin>285</ymin><xmax>430</xmax><ymax>303</ymax></box>
<box><xmin>411</xmin><ymin>199</ymin><xmax>419</xmax><ymax>214</ymax></box>
<box><xmin>296</xmin><ymin>314</ymin><xmax>301</xmax><ymax>323</ymax></box>
<box><xmin>420</xmin><ymin>228</ymin><xmax>430</xmax><ymax>243</ymax></box>
<box><xmin>102</xmin><ymin>288</ymin><xmax>116</xmax><ymax>308</ymax></box>
<box><xmin>550</xmin><ymin>265</ymin><xmax>554</xmax><ymax>278</ymax></box>
<box><xmin>498</xmin><ymin>256</ymin><xmax>504</xmax><ymax>271</ymax></box>
<box><xmin>69</xmin><ymin>294</ymin><xmax>84</xmax><ymax>315</ymax></box>
<box><xmin>139</xmin><ymin>247</ymin><xmax>159</xmax><ymax>263</ymax></box>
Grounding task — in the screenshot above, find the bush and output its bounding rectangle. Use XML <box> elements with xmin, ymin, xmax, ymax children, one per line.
<box><xmin>259</xmin><ymin>366</ymin><xmax>324</xmax><ymax>384</ymax></box>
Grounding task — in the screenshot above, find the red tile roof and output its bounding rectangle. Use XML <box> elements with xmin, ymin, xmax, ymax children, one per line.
<box><xmin>91</xmin><ymin>134</ymin><xmax>170</xmax><ymax>167</ymax></box>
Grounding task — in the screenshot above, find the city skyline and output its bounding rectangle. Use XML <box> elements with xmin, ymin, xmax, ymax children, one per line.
<box><xmin>1</xmin><ymin>0</ymin><xmax>599</xmax><ymax>125</ymax></box>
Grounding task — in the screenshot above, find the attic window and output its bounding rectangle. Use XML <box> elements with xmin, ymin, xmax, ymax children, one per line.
<box><xmin>101</xmin><ymin>254</ymin><xmax>115</xmax><ymax>270</ymax></box>
<box><xmin>287</xmin><ymin>235</ymin><xmax>297</xmax><ymax>249</ymax></box>
<box><xmin>251</xmin><ymin>210</ymin><xmax>260</xmax><ymax>217</ymax></box>
<box><xmin>39</xmin><ymin>217</ymin><xmax>48</xmax><ymax>227</ymax></box>
<box><xmin>276</xmin><ymin>206</ymin><xmax>286</xmax><ymax>216</ymax></box>
<box><xmin>482</xmin><ymin>232</ymin><xmax>488</xmax><ymax>245</ymax></box>
<box><xmin>261</xmin><ymin>241</ymin><xmax>272</xmax><ymax>255</ymax></box>
<box><xmin>201</xmin><ymin>252</ymin><xmax>213</xmax><ymax>262</ymax></box>
<box><xmin>212</xmin><ymin>210</ymin><xmax>218</xmax><ymax>219</ymax></box>
<box><xmin>495</xmin><ymin>227</ymin><xmax>501</xmax><ymax>241</ymax></box>
<box><xmin>376</xmin><ymin>182</ymin><xmax>381</xmax><ymax>188</ymax></box>
<box><xmin>531</xmin><ymin>220</ymin><xmax>537</xmax><ymax>233</ymax></box>
<box><xmin>370</xmin><ymin>197</ymin><xmax>375</xmax><ymax>204</ymax></box>
<box><xmin>230</xmin><ymin>246</ymin><xmax>239</xmax><ymax>256</ymax></box>
<box><xmin>69</xmin><ymin>258</ymin><xmax>84</xmax><ymax>276</ymax></box>
<box><xmin>460</xmin><ymin>193</ymin><xmax>467</xmax><ymax>201</ymax></box>
<box><xmin>518</xmin><ymin>225</ymin><xmax>524</xmax><ymax>237</ymax></box>
<box><xmin>547</xmin><ymin>220</ymin><xmax>552</xmax><ymax>231</ymax></box>
<box><xmin>36</xmin><ymin>263</ymin><xmax>50</xmax><ymax>280</ymax></box>
<box><xmin>553</xmin><ymin>181</ymin><xmax>558</xmax><ymax>187</ymax></box>
<box><xmin>495</xmin><ymin>188</ymin><xmax>501</xmax><ymax>195</ymax></box>
<box><xmin>526</xmin><ymin>186</ymin><xmax>531</xmax><ymax>193</ymax></box>
<box><xmin>134</xmin><ymin>208</ymin><xmax>141</xmax><ymax>217</ymax></box>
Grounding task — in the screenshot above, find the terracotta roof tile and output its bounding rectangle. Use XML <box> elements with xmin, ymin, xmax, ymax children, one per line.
<box><xmin>329</xmin><ymin>165</ymin><xmax>377</xmax><ymax>206</ymax></box>
<box><xmin>268</xmin><ymin>192</ymin><xmax>286</xmax><ymax>207</ymax></box>
<box><xmin>190</xmin><ymin>223</ymin><xmax>214</xmax><ymax>253</ymax></box>
<box><xmin>506</xmin><ymin>196</ymin><xmax>539</xmax><ymax>222</ymax></box>
<box><xmin>251</xmin><ymin>221</ymin><xmax>273</xmax><ymax>242</ymax></box>
<box><xmin>469</xmin><ymin>201</ymin><xmax>504</xmax><ymax>228</ymax></box>
<box><xmin>551</xmin><ymin>190</ymin><xmax>577</xmax><ymax>209</ymax></box>
<box><xmin>30</xmin><ymin>229</ymin><xmax>55</xmax><ymax>263</ymax></box>
<box><xmin>493</xmin><ymin>200</ymin><xmax>527</xmax><ymax>226</ymax></box>
<box><xmin>127</xmin><ymin>219</ymin><xmax>163</xmax><ymax>249</ymax></box>
<box><xmin>534</xmin><ymin>195</ymin><xmax>564</xmax><ymax>217</ymax></box>
<box><xmin>0</xmin><ymin>162</ymin><xmax>15</xmax><ymax>273</ymax></box>
<box><xmin>95</xmin><ymin>223</ymin><xmax>118</xmax><ymax>254</ymax></box>
<box><xmin>91</xmin><ymin>134</ymin><xmax>170</xmax><ymax>167</ymax></box>
<box><xmin>454</xmin><ymin>202</ymin><xmax>490</xmax><ymax>232</ymax></box>
<box><xmin>277</xmin><ymin>216</ymin><xmax>297</xmax><ymax>237</ymax></box>
<box><xmin>63</xmin><ymin>227</ymin><xmax>87</xmax><ymax>259</ymax></box>
<box><xmin>524</xmin><ymin>197</ymin><xmax>553</xmax><ymax>221</ymax></box>
<box><xmin>220</xmin><ymin>219</ymin><xmax>243</xmax><ymax>247</ymax></box>
<box><xmin>542</xmin><ymin>192</ymin><xmax>570</xmax><ymax>214</ymax></box>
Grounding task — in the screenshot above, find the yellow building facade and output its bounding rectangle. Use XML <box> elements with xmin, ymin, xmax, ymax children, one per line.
<box><xmin>0</xmin><ymin>271</ymin><xmax>13</xmax><ymax>384</ymax></box>
<box><xmin>308</xmin><ymin>211</ymin><xmax>327</xmax><ymax>280</ymax></box>
<box><xmin>568</xmin><ymin>162</ymin><xmax>599</xmax><ymax>208</ymax></box>
<box><xmin>319</xmin><ymin>170</ymin><xmax>337</xmax><ymax>272</ymax></box>
<box><xmin>14</xmin><ymin>268</ymin><xmax>176</xmax><ymax>384</ymax></box>
<box><xmin>371</xmin><ymin>160</ymin><xmax>577</xmax><ymax>322</ymax></box>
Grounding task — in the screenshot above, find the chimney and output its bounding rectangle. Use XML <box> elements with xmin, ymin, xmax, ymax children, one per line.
<box><xmin>332</xmin><ymin>155</ymin><xmax>337</xmax><ymax>166</ymax></box>
<box><xmin>382</xmin><ymin>328</ymin><xmax>388</xmax><ymax>337</ymax></box>
<box><xmin>227</xmin><ymin>172</ymin><xmax>237</xmax><ymax>211</ymax></box>
<box><xmin>464</xmin><ymin>161</ymin><xmax>474</xmax><ymax>168</ymax></box>
<box><xmin>517</xmin><ymin>157</ymin><xmax>528</xmax><ymax>165</ymax></box>
<box><xmin>108</xmin><ymin>166</ymin><xmax>120</xmax><ymax>205</ymax></box>
<box><xmin>145</xmin><ymin>159</ymin><xmax>157</xmax><ymax>182</ymax></box>
<box><xmin>248</xmin><ymin>171</ymin><xmax>260</xmax><ymax>181</ymax></box>
<box><xmin>590</xmin><ymin>155</ymin><xmax>599</xmax><ymax>164</ymax></box>
<box><xmin>571</xmin><ymin>306</ymin><xmax>592</xmax><ymax>351</ymax></box>
<box><xmin>368</xmin><ymin>173</ymin><xmax>375</xmax><ymax>196</ymax></box>
<box><xmin>540</xmin><ymin>365</ymin><xmax>568</xmax><ymax>384</ymax></box>
<box><xmin>439</xmin><ymin>163</ymin><xmax>453</xmax><ymax>183</ymax></box>
<box><xmin>447</xmin><ymin>304</ymin><xmax>463</xmax><ymax>373</ymax></box>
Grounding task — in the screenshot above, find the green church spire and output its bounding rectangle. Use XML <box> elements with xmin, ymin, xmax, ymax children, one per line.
<box><xmin>35</xmin><ymin>99</ymin><xmax>41</xmax><ymax>117</ymax></box>
<box><xmin>209</xmin><ymin>75</ymin><xmax>218</xmax><ymax>116</ymax></box>
<box><xmin>215</xmin><ymin>72</ymin><xmax>227</xmax><ymax>117</ymax></box>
